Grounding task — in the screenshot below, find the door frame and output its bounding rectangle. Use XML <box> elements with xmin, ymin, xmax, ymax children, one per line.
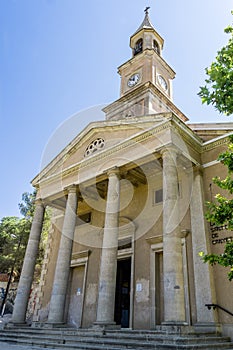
<box><xmin>149</xmin><ymin>233</ymin><xmax>191</xmax><ymax>328</ymax></box>
<box><xmin>69</xmin><ymin>250</ymin><xmax>90</xmax><ymax>327</ymax></box>
<box><xmin>117</xmin><ymin>243</ymin><xmax>134</xmax><ymax>329</ymax></box>
<box><xmin>150</xmin><ymin>239</ymin><xmax>163</xmax><ymax>328</ymax></box>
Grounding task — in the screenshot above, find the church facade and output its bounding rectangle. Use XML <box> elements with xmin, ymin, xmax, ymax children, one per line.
<box><xmin>11</xmin><ymin>10</ymin><xmax>233</xmax><ymax>337</ymax></box>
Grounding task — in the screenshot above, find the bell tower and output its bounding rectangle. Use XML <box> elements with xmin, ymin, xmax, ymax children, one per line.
<box><xmin>104</xmin><ymin>8</ymin><xmax>188</xmax><ymax>122</ymax></box>
<box><xmin>130</xmin><ymin>7</ymin><xmax>163</xmax><ymax>56</ymax></box>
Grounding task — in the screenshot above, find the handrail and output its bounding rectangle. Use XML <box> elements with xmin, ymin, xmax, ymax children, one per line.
<box><xmin>205</xmin><ymin>303</ymin><xmax>233</xmax><ymax>317</ymax></box>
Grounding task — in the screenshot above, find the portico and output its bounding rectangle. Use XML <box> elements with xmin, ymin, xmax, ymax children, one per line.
<box><xmin>12</xmin><ymin>126</ymin><xmax>215</xmax><ymax>329</ymax></box>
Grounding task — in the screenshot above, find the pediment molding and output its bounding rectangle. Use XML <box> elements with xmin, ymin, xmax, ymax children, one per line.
<box><xmin>33</xmin><ymin>119</ymin><xmax>155</xmax><ymax>184</ymax></box>
<box><xmin>33</xmin><ymin>117</ymin><xmax>173</xmax><ymax>188</ymax></box>
<box><xmin>32</xmin><ymin>111</ymin><xmax>232</xmax><ymax>193</ymax></box>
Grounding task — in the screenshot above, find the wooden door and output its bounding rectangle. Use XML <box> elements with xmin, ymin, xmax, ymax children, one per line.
<box><xmin>67</xmin><ymin>265</ymin><xmax>85</xmax><ymax>327</ymax></box>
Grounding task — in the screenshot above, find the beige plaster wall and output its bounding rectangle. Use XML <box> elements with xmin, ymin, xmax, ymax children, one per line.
<box><xmin>202</xmin><ymin>153</ymin><xmax>233</xmax><ymax>324</ymax></box>
<box><xmin>38</xmin><ymin>220</ymin><xmax>62</xmax><ymax>321</ymax></box>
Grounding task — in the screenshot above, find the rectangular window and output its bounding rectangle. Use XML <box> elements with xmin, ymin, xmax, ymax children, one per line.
<box><xmin>178</xmin><ymin>182</ymin><xmax>182</xmax><ymax>198</ymax></box>
<box><xmin>76</xmin><ymin>212</ymin><xmax>91</xmax><ymax>226</ymax></box>
<box><xmin>153</xmin><ymin>182</ymin><xmax>181</xmax><ymax>205</ymax></box>
<box><xmin>118</xmin><ymin>237</ymin><xmax>132</xmax><ymax>250</ymax></box>
<box><xmin>154</xmin><ymin>189</ymin><xmax>163</xmax><ymax>204</ymax></box>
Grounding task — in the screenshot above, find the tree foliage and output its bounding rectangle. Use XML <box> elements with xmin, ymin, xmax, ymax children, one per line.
<box><xmin>0</xmin><ymin>216</ymin><xmax>31</xmax><ymax>277</ymax></box>
<box><xmin>18</xmin><ymin>191</ymin><xmax>36</xmax><ymax>218</ymax></box>
<box><xmin>0</xmin><ymin>191</ymin><xmax>50</xmax><ymax>281</ymax></box>
<box><xmin>198</xmin><ymin>11</ymin><xmax>233</xmax><ymax>280</ymax></box>
<box><xmin>205</xmin><ymin>135</ymin><xmax>233</xmax><ymax>230</ymax></box>
<box><xmin>200</xmin><ymin>244</ymin><xmax>233</xmax><ymax>281</ymax></box>
<box><xmin>200</xmin><ymin>135</ymin><xmax>233</xmax><ymax>280</ymax></box>
<box><xmin>198</xmin><ymin>11</ymin><xmax>233</xmax><ymax>116</ymax></box>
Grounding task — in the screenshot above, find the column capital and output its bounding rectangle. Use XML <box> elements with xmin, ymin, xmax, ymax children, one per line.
<box><xmin>179</xmin><ymin>229</ymin><xmax>191</xmax><ymax>239</ymax></box>
<box><xmin>106</xmin><ymin>167</ymin><xmax>120</xmax><ymax>178</ymax></box>
<box><xmin>64</xmin><ymin>184</ymin><xmax>78</xmax><ymax>195</ymax></box>
<box><xmin>193</xmin><ymin>165</ymin><xmax>203</xmax><ymax>176</ymax></box>
<box><xmin>34</xmin><ymin>198</ymin><xmax>45</xmax><ymax>207</ymax></box>
<box><xmin>160</xmin><ymin>145</ymin><xmax>180</xmax><ymax>159</ymax></box>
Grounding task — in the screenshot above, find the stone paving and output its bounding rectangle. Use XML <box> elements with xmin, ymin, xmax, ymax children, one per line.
<box><xmin>0</xmin><ymin>315</ymin><xmax>56</xmax><ymax>350</ymax></box>
<box><xmin>0</xmin><ymin>342</ymin><xmax>55</xmax><ymax>350</ymax></box>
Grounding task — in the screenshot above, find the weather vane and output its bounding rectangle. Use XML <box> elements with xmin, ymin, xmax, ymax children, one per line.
<box><xmin>144</xmin><ymin>6</ymin><xmax>150</xmax><ymax>15</ymax></box>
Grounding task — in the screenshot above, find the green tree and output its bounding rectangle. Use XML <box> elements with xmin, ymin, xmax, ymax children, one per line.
<box><xmin>199</xmin><ymin>136</ymin><xmax>233</xmax><ymax>280</ymax></box>
<box><xmin>0</xmin><ymin>191</ymin><xmax>50</xmax><ymax>281</ymax></box>
<box><xmin>18</xmin><ymin>190</ymin><xmax>36</xmax><ymax>218</ymax></box>
<box><xmin>18</xmin><ymin>190</ymin><xmax>50</xmax><ymax>280</ymax></box>
<box><xmin>198</xmin><ymin>11</ymin><xmax>233</xmax><ymax>116</ymax></box>
<box><xmin>198</xmin><ymin>11</ymin><xmax>233</xmax><ymax>279</ymax></box>
<box><xmin>0</xmin><ymin>216</ymin><xmax>31</xmax><ymax>278</ymax></box>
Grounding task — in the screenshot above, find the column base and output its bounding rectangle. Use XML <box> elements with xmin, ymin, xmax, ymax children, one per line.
<box><xmin>31</xmin><ymin>322</ymin><xmax>46</xmax><ymax>328</ymax></box>
<box><xmin>162</xmin><ymin>321</ymin><xmax>188</xmax><ymax>326</ymax></box>
<box><xmin>43</xmin><ymin>322</ymin><xmax>66</xmax><ymax>328</ymax></box>
<box><xmin>5</xmin><ymin>321</ymin><xmax>30</xmax><ymax>329</ymax></box>
<box><xmin>158</xmin><ymin>322</ymin><xmax>189</xmax><ymax>335</ymax></box>
<box><xmin>194</xmin><ymin>322</ymin><xmax>222</xmax><ymax>334</ymax></box>
<box><xmin>93</xmin><ymin>321</ymin><xmax>121</xmax><ymax>331</ymax></box>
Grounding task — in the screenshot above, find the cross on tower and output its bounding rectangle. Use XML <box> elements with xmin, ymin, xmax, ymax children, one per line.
<box><xmin>144</xmin><ymin>6</ymin><xmax>150</xmax><ymax>15</ymax></box>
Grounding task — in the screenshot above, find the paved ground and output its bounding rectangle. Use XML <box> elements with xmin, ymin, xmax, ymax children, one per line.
<box><xmin>0</xmin><ymin>342</ymin><xmax>56</xmax><ymax>350</ymax></box>
<box><xmin>0</xmin><ymin>316</ymin><xmax>57</xmax><ymax>350</ymax></box>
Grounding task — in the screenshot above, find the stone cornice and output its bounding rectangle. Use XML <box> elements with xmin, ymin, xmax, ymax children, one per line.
<box><xmin>167</xmin><ymin>114</ymin><xmax>203</xmax><ymax>157</ymax></box>
<box><xmin>71</xmin><ymin>250</ymin><xmax>91</xmax><ymax>267</ymax></box>
<box><xmin>130</xmin><ymin>26</ymin><xmax>164</xmax><ymax>49</ymax></box>
<box><xmin>202</xmin><ymin>132</ymin><xmax>232</xmax><ymax>152</ymax></box>
<box><xmin>146</xmin><ymin>235</ymin><xmax>163</xmax><ymax>245</ymax></box>
<box><xmin>117</xmin><ymin>48</ymin><xmax>175</xmax><ymax>77</ymax></box>
<box><xmin>71</xmin><ymin>250</ymin><xmax>90</xmax><ymax>261</ymax></box>
<box><xmin>103</xmin><ymin>82</ymin><xmax>188</xmax><ymax>122</ymax></box>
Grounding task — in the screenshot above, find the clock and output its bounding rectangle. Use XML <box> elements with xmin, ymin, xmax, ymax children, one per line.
<box><xmin>127</xmin><ymin>73</ymin><xmax>140</xmax><ymax>87</ymax></box>
<box><xmin>158</xmin><ymin>75</ymin><xmax>168</xmax><ymax>91</ymax></box>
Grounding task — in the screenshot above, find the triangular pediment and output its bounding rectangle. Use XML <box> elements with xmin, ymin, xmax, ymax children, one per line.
<box><xmin>32</xmin><ymin>113</ymin><xmax>172</xmax><ymax>186</ymax></box>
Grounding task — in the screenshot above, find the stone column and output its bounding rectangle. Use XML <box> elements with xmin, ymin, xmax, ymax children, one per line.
<box><xmin>190</xmin><ymin>167</ymin><xmax>217</xmax><ymax>326</ymax></box>
<box><xmin>162</xmin><ymin>147</ymin><xmax>186</xmax><ymax>324</ymax></box>
<box><xmin>11</xmin><ymin>200</ymin><xmax>45</xmax><ymax>324</ymax></box>
<box><xmin>48</xmin><ymin>185</ymin><xmax>78</xmax><ymax>324</ymax></box>
<box><xmin>95</xmin><ymin>168</ymin><xmax>120</xmax><ymax>326</ymax></box>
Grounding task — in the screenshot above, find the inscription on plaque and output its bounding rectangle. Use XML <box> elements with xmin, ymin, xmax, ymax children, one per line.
<box><xmin>209</xmin><ymin>222</ymin><xmax>233</xmax><ymax>245</ymax></box>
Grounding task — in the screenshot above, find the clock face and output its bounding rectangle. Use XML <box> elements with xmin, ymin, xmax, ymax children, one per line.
<box><xmin>127</xmin><ymin>73</ymin><xmax>140</xmax><ymax>87</ymax></box>
<box><xmin>158</xmin><ymin>75</ymin><xmax>168</xmax><ymax>91</ymax></box>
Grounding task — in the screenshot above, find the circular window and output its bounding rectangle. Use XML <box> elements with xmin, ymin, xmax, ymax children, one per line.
<box><xmin>84</xmin><ymin>138</ymin><xmax>105</xmax><ymax>157</ymax></box>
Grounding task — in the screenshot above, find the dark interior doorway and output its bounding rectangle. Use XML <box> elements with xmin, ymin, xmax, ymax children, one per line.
<box><xmin>114</xmin><ymin>258</ymin><xmax>131</xmax><ymax>328</ymax></box>
<box><xmin>155</xmin><ymin>251</ymin><xmax>164</xmax><ymax>324</ymax></box>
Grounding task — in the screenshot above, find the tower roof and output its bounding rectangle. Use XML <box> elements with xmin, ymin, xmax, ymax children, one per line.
<box><xmin>130</xmin><ymin>7</ymin><xmax>164</xmax><ymax>52</ymax></box>
<box><xmin>132</xmin><ymin>7</ymin><xmax>155</xmax><ymax>36</ymax></box>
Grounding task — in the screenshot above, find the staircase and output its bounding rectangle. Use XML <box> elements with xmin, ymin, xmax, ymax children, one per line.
<box><xmin>0</xmin><ymin>326</ymin><xmax>233</xmax><ymax>349</ymax></box>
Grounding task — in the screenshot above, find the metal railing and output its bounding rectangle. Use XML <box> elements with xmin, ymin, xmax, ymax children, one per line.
<box><xmin>205</xmin><ymin>303</ymin><xmax>233</xmax><ymax>317</ymax></box>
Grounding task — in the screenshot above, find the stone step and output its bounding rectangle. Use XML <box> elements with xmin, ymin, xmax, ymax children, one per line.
<box><xmin>0</xmin><ymin>327</ymin><xmax>229</xmax><ymax>336</ymax></box>
<box><xmin>1</xmin><ymin>327</ymin><xmax>224</xmax><ymax>338</ymax></box>
<box><xmin>1</xmin><ymin>327</ymin><xmax>233</xmax><ymax>350</ymax></box>
<box><xmin>1</xmin><ymin>337</ymin><xmax>233</xmax><ymax>350</ymax></box>
<box><xmin>1</xmin><ymin>329</ymin><xmax>232</xmax><ymax>346</ymax></box>
<box><xmin>0</xmin><ymin>337</ymin><xmax>125</xmax><ymax>350</ymax></box>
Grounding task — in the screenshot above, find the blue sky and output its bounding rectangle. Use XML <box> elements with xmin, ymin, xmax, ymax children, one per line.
<box><xmin>0</xmin><ymin>0</ymin><xmax>232</xmax><ymax>218</ymax></box>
